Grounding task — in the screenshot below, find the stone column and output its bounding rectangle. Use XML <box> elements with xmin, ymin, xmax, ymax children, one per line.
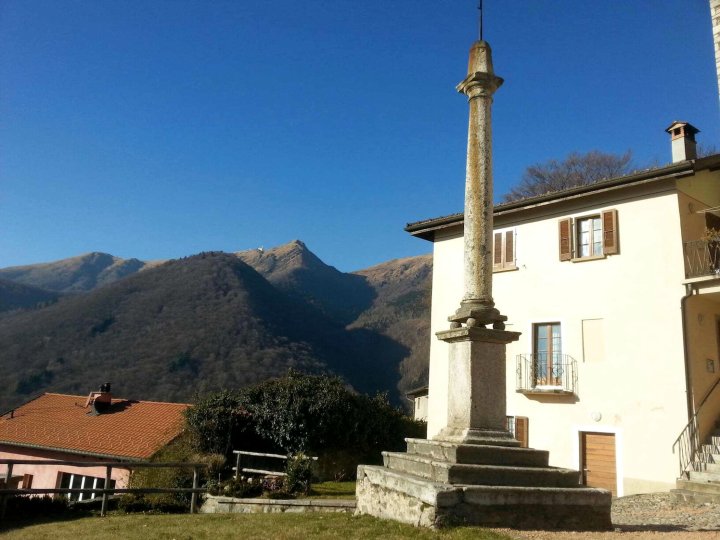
<box><xmin>435</xmin><ymin>41</ymin><xmax>520</xmax><ymax>445</ymax></box>
<box><xmin>450</xmin><ymin>41</ymin><xmax>505</xmax><ymax>329</ymax></box>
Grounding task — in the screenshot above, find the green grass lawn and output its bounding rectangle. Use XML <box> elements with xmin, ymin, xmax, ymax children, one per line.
<box><xmin>307</xmin><ymin>480</ymin><xmax>356</xmax><ymax>499</ymax></box>
<box><xmin>0</xmin><ymin>513</ymin><xmax>515</xmax><ymax>540</ymax></box>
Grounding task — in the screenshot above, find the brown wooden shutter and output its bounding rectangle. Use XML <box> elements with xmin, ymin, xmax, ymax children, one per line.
<box><xmin>558</xmin><ymin>218</ymin><xmax>572</xmax><ymax>261</ymax></box>
<box><xmin>493</xmin><ymin>232</ymin><xmax>503</xmax><ymax>266</ymax></box>
<box><xmin>515</xmin><ymin>416</ymin><xmax>529</xmax><ymax>448</ymax></box>
<box><xmin>505</xmin><ymin>231</ymin><xmax>514</xmax><ymax>266</ymax></box>
<box><xmin>602</xmin><ymin>209</ymin><xmax>619</xmax><ymax>255</ymax></box>
<box><xmin>22</xmin><ymin>474</ymin><xmax>33</xmax><ymax>489</ymax></box>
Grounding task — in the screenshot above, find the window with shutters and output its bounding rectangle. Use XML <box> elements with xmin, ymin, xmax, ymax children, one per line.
<box><xmin>558</xmin><ymin>209</ymin><xmax>619</xmax><ymax>261</ymax></box>
<box><xmin>493</xmin><ymin>229</ymin><xmax>516</xmax><ymax>271</ymax></box>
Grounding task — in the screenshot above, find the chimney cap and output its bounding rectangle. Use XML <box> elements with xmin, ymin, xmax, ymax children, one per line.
<box><xmin>665</xmin><ymin>121</ymin><xmax>700</xmax><ymax>136</ymax></box>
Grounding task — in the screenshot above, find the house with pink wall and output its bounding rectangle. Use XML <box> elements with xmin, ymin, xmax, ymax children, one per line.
<box><xmin>0</xmin><ymin>385</ymin><xmax>188</xmax><ymax>501</ymax></box>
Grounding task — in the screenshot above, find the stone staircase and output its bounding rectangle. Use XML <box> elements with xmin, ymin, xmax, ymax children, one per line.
<box><xmin>356</xmin><ymin>437</ymin><xmax>611</xmax><ymax>529</ymax></box>
<box><xmin>672</xmin><ymin>428</ymin><xmax>720</xmax><ymax>503</ymax></box>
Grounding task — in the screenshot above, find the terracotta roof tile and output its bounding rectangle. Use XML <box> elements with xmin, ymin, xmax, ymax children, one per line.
<box><xmin>0</xmin><ymin>393</ymin><xmax>189</xmax><ymax>460</ymax></box>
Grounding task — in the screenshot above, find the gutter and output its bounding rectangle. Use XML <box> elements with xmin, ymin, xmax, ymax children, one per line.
<box><xmin>0</xmin><ymin>440</ymin><xmax>145</xmax><ymax>462</ymax></box>
<box><xmin>681</xmin><ymin>283</ymin><xmax>696</xmax><ymax>423</ymax></box>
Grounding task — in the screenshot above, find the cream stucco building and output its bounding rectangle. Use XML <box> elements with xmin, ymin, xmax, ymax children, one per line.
<box><xmin>407</xmin><ymin>124</ymin><xmax>720</xmax><ymax>497</ymax></box>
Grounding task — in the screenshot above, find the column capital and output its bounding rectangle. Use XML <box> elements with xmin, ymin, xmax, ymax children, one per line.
<box><xmin>456</xmin><ymin>72</ymin><xmax>503</xmax><ymax>99</ymax></box>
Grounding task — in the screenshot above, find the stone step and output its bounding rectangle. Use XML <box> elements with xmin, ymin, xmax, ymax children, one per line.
<box><xmin>671</xmin><ymin>488</ymin><xmax>720</xmax><ymax>504</ymax></box>
<box><xmin>711</xmin><ymin>435</ymin><xmax>720</xmax><ymax>446</ymax></box>
<box><xmin>687</xmin><ymin>470</ymin><xmax>720</xmax><ymax>483</ymax></box>
<box><xmin>702</xmin><ymin>444</ymin><xmax>720</xmax><ymax>454</ymax></box>
<box><xmin>695</xmin><ymin>452</ymin><xmax>718</xmax><ymax>463</ymax></box>
<box><xmin>676</xmin><ymin>478</ymin><xmax>720</xmax><ymax>495</ymax></box>
<box><xmin>357</xmin><ymin>464</ymin><xmax>612</xmax><ymax>530</ymax></box>
<box><xmin>382</xmin><ymin>451</ymin><xmax>580</xmax><ymax>488</ymax></box>
<box><xmin>405</xmin><ymin>438</ymin><xmax>549</xmax><ymax>467</ymax></box>
<box><xmin>692</xmin><ymin>461</ymin><xmax>720</xmax><ymax>473</ymax></box>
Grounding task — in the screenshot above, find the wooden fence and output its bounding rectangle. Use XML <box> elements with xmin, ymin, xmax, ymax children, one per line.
<box><xmin>0</xmin><ymin>459</ymin><xmax>208</xmax><ymax>519</ymax></box>
<box><xmin>232</xmin><ymin>450</ymin><xmax>318</xmax><ymax>478</ymax></box>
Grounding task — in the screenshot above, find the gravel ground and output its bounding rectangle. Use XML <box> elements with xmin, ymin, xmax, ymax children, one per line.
<box><xmin>492</xmin><ymin>493</ymin><xmax>720</xmax><ymax>540</ymax></box>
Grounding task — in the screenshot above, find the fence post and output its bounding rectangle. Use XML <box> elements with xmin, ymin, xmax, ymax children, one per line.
<box><xmin>190</xmin><ymin>466</ymin><xmax>199</xmax><ymax>514</ymax></box>
<box><xmin>235</xmin><ymin>452</ymin><xmax>241</xmax><ymax>479</ymax></box>
<box><xmin>1</xmin><ymin>462</ymin><xmax>14</xmax><ymax>520</ymax></box>
<box><xmin>101</xmin><ymin>465</ymin><xmax>112</xmax><ymax>517</ymax></box>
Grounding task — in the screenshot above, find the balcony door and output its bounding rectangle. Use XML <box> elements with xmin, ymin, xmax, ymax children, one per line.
<box><xmin>534</xmin><ymin>323</ymin><xmax>562</xmax><ymax>386</ymax></box>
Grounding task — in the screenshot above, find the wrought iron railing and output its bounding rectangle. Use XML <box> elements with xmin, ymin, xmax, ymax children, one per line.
<box><xmin>672</xmin><ymin>376</ymin><xmax>720</xmax><ymax>478</ymax></box>
<box><xmin>684</xmin><ymin>239</ymin><xmax>720</xmax><ymax>279</ymax></box>
<box><xmin>516</xmin><ymin>354</ymin><xmax>577</xmax><ymax>394</ymax></box>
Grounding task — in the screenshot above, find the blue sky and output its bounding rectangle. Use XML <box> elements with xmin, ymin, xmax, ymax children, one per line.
<box><xmin>1</xmin><ymin>0</ymin><xmax>718</xmax><ymax>272</ymax></box>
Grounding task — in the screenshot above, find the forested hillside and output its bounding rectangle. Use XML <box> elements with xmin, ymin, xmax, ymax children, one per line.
<box><xmin>0</xmin><ymin>279</ymin><xmax>59</xmax><ymax>313</ymax></box>
<box><xmin>0</xmin><ymin>243</ymin><xmax>432</xmax><ymax>411</ymax></box>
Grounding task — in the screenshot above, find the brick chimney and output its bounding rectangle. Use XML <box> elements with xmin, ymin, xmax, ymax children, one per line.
<box><xmin>85</xmin><ymin>382</ymin><xmax>112</xmax><ymax>415</ymax></box>
<box><xmin>665</xmin><ymin>121</ymin><xmax>699</xmax><ymax>163</ymax></box>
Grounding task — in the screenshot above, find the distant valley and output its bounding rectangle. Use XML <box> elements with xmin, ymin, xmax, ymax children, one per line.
<box><xmin>0</xmin><ymin>242</ymin><xmax>431</xmax><ymax>412</ymax></box>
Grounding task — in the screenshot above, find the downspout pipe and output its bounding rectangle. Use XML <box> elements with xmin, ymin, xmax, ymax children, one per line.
<box><xmin>681</xmin><ymin>283</ymin><xmax>696</xmax><ymax>422</ymax></box>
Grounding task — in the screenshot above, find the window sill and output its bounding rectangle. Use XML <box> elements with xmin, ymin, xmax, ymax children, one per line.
<box><xmin>493</xmin><ymin>265</ymin><xmax>518</xmax><ymax>273</ymax></box>
<box><xmin>517</xmin><ymin>388</ymin><xmax>574</xmax><ymax>396</ymax></box>
<box><xmin>571</xmin><ymin>254</ymin><xmax>606</xmax><ymax>263</ymax></box>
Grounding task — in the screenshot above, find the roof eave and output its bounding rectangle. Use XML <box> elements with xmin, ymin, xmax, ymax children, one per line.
<box><xmin>405</xmin><ymin>160</ymin><xmax>697</xmax><ymax>241</ymax></box>
<box><xmin>0</xmin><ymin>439</ymin><xmax>149</xmax><ymax>461</ymax></box>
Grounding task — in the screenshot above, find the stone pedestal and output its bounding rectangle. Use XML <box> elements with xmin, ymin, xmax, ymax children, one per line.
<box><xmin>434</xmin><ymin>326</ymin><xmax>519</xmax><ymax>445</ymax></box>
<box><xmin>355</xmin><ymin>327</ymin><xmax>612</xmax><ymax>530</ymax></box>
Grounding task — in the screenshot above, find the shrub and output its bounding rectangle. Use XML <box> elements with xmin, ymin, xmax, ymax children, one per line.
<box><xmin>184</xmin><ymin>373</ymin><xmax>424</xmax><ymax>482</ymax></box>
<box><xmin>184</xmin><ymin>390</ymin><xmax>255</xmax><ymax>456</ymax></box>
<box><xmin>237</xmin><ymin>371</ymin><xmax>423</xmax><ymax>479</ymax></box>
<box><xmin>285</xmin><ymin>453</ymin><xmax>313</xmax><ymax>495</ymax></box>
<box><xmin>127</xmin><ymin>433</ymin><xmax>200</xmax><ymax>508</ymax></box>
<box><xmin>2</xmin><ymin>495</ymin><xmax>71</xmax><ymax>521</ymax></box>
<box><xmin>117</xmin><ymin>493</ymin><xmax>187</xmax><ymax>514</ymax></box>
<box><xmin>216</xmin><ymin>476</ymin><xmax>262</xmax><ymax>498</ymax></box>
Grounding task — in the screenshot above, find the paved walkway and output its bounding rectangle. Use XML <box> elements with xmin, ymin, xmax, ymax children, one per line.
<box><xmin>494</xmin><ymin>493</ymin><xmax>720</xmax><ymax>539</ymax></box>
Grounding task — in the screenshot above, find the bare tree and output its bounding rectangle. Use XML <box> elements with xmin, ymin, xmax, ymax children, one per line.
<box><xmin>502</xmin><ymin>150</ymin><xmax>634</xmax><ymax>202</ymax></box>
<box><xmin>697</xmin><ymin>143</ymin><xmax>719</xmax><ymax>158</ymax></box>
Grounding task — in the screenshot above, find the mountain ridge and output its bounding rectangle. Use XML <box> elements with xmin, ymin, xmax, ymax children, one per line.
<box><xmin>0</xmin><ymin>242</ymin><xmax>432</xmax><ymax>410</ymax></box>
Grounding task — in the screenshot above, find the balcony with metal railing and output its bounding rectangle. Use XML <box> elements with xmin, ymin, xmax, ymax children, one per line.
<box><xmin>684</xmin><ymin>238</ymin><xmax>720</xmax><ymax>279</ymax></box>
<box><xmin>516</xmin><ymin>353</ymin><xmax>577</xmax><ymax>395</ymax></box>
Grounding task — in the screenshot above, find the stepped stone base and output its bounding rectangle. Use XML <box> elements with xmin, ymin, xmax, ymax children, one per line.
<box><xmin>671</xmin><ymin>487</ymin><xmax>720</xmax><ymax>504</ymax></box>
<box><xmin>355</xmin><ymin>439</ymin><xmax>612</xmax><ymax>530</ymax></box>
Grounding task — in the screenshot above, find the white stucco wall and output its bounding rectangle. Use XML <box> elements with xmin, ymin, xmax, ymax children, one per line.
<box><xmin>427</xmin><ymin>186</ymin><xmax>690</xmax><ymax>495</ymax></box>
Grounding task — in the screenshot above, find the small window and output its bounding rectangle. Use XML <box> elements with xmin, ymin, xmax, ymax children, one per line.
<box><xmin>577</xmin><ymin>216</ymin><xmax>602</xmax><ymax>258</ymax></box>
<box><xmin>58</xmin><ymin>472</ymin><xmax>115</xmax><ymax>502</ymax></box>
<box><xmin>558</xmin><ymin>209</ymin><xmax>619</xmax><ymax>261</ymax></box>
<box><xmin>493</xmin><ymin>229</ymin><xmax>516</xmax><ymax>271</ymax></box>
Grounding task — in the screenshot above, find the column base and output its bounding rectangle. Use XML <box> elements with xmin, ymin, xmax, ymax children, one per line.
<box><xmin>449</xmin><ymin>301</ymin><xmax>507</xmax><ymax>330</ymax></box>
<box><xmin>433</xmin><ymin>427</ymin><xmax>519</xmax><ymax>447</ymax></box>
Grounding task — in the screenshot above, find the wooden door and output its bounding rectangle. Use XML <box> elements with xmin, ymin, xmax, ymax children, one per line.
<box><xmin>581</xmin><ymin>432</ymin><xmax>617</xmax><ymax>495</ymax></box>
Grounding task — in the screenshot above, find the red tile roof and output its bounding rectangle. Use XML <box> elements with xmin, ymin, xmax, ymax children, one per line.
<box><xmin>0</xmin><ymin>393</ymin><xmax>189</xmax><ymax>460</ymax></box>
